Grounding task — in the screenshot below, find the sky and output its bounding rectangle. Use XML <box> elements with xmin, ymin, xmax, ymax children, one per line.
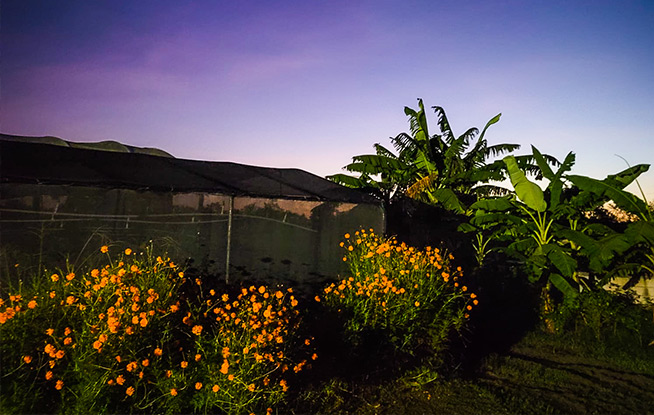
<box><xmin>2</xmin><ymin>0</ymin><xmax>653</xmax><ymax>201</ymax></box>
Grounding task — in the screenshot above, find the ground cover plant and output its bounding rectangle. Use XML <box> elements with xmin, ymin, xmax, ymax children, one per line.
<box><xmin>0</xmin><ymin>245</ymin><xmax>313</xmax><ymax>415</ymax></box>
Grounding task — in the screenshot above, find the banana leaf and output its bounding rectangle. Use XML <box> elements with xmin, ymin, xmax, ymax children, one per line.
<box><xmin>503</xmin><ymin>155</ymin><xmax>547</xmax><ymax>212</ymax></box>
<box><xmin>549</xmin><ymin>273</ymin><xmax>578</xmax><ymax>300</ymax></box>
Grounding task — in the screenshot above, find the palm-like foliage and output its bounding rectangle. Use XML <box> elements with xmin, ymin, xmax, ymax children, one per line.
<box><xmin>328</xmin><ymin>99</ymin><xmax>522</xmax><ymax>212</ymax></box>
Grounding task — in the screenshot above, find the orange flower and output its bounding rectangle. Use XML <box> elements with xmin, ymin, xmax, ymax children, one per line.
<box><xmin>192</xmin><ymin>325</ymin><xmax>203</xmax><ymax>335</ymax></box>
<box><xmin>141</xmin><ymin>359</ymin><xmax>149</xmax><ymax>367</ymax></box>
<box><xmin>280</xmin><ymin>379</ymin><xmax>288</xmax><ymax>392</ymax></box>
<box><xmin>44</xmin><ymin>344</ymin><xmax>55</xmax><ymax>354</ymax></box>
<box><xmin>116</xmin><ymin>355</ymin><xmax>122</xmax><ymax>362</ymax></box>
<box><xmin>55</xmin><ymin>350</ymin><xmax>65</xmax><ymax>359</ymax></box>
<box><xmin>66</xmin><ymin>272</ymin><xmax>75</xmax><ymax>281</ymax></box>
<box><xmin>126</xmin><ymin>361</ymin><xmax>138</xmax><ymax>372</ymax></box>
<box><xmin>311</xmin><ymin>353</ymin><xmax>318</xmax><ymax>360</ymax></box>
<box><xmin>23</xmin><ymin>356</ymin><xmax>32</xmax><ymax>364</ymax></box>
<box><xmin>46</xmin><ymin>328</ymin><xmax>54</xmax><ymax>336</ymax></box>
<box><xmin>27</xmin><ymin>300</ymin><xmax>37</xmax><ymax>309</ymax></box>
<box><xmin>314</xmin><ymin>296</ymin><xmax>321</xmax><ymax>302</ymax></box>
<box><xmin>170</xmin><ymin>388</ymin><xmax>178</xmax><ymax>396</ymax></box>
<box><xmin>466</xmin><ymin>305</ymin><xmax>472</xmax><ymax>311</ymax></box>
<box><xmin>181</xmin><ymin>361</ymin><xmax>188</xmax><ymax>369</ymax></box>
<box><xmin>66</xmin><ymin>296</ymin><xmax>75</xmax><ymax>305</ymax></box>
<box><xmin>45</xmin><ymin>371</ymin><xmax>53</xmax><ymax>380</ymax></box>
<box><xmin>247</xmin><ymin>383</ymin><xmax>255</xmax><ymax>392</ymax></box>
<box><xmin>64</xmin><ymin>337</ymin><xmax>72</xmax><ymax>346</ymax></box>
<box><xmin>228</xmin><ymin>374</ymin><xmax>235</xmax><ymax>381</ymax></box>
<box><xmin>415</xmin><ymin>301</ymin><xmax>420</xmax><ymax>307</ymax></box>
<box><xmin>212</xmin><ymin>384</ymin><xmax>220</xmax><ymax>393</ymax></box>
<box><xmin>49</xmin><ymin>291</ymin><xmax>56</xmax><ymax>298</ymax></box>
<box><xmin>258</xmin><ymin>286</ymin><xmax>266</xmax><ymax>294</ymax></box>
<box><xmin>194</xmin><ymin>354</ymin><xmax>201</xmax><ymax>362</ymax></box>
<box><xmin>195</xmin><ymin>382</ymin><xmax>203</xmax><ymax>390</ymax></box>
<box><xmin>116</xmin><ymin>375</ymin><xmax>125</xmax><ymax>385</ymax></box>
<box><xmin>55</xmin><ymin>380</ymin><xmax>64</xmax><ymax>390</ymax></box>
<box><xmin>220</xmin><ymin>359</ymin><xmax>229</xmax><ymax>374</ymax></box>
<box><xmin>51</xmin><ymin>274</ymin><xmax>60</xmax><ymax>282</ymax></box>
<box><xmin>222</xmin><ymin>347</ymin><xmax>230</xmax><ymax>358</ymax></box>
<box><xmin>100</xmin><ymin>246</ymin><xmax>109</xmax><ymax>253</ymax></box>
<box><xmin>126</xmin><ymin>386</ymin><xmax>135</xmax><ymax>396</ymax></box>
<box><xmin>139</xmin><ymin>318</ymin><xmax>148</xmax><ymax>328</ymax></box>
<box><xmin>64</xmin><ymin>327</ymin><xmax>71</xmax><ymax>336</ymax></box>
<box><xmin>124</xmin><ymin>248</ymin><xmax>132</xmax><ymax>256</ymax></box>
<box><xmin>154</xmin><ymin>347</ymin><xmax>163</xmax><ymax>356</ymax></box>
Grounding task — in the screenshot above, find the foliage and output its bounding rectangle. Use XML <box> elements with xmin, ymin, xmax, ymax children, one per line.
<box><xmin>0</xmin><ymin>245</ymin><xmax>312</xmax><ymax>415</ymax></box>
<box><xmin>317</xmin><ymin>229</ymin><xmax>475</xmax><ymax>356</ymax></box>
<box><xmin>462</xmin><ymin>145</ymin><xmax>651</xmax><ymax>304</ymax></box>
<box><xmin>550</xmin><ymin>288</ymin><xmax>654</xmax><ymax>344</ymax></box>
<box><xmin>328</xmin><ymin>99</ymin><xmax>520</xmax><ymax>212</ymax></box>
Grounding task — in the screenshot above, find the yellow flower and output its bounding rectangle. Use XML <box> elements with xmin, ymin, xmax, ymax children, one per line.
<box><xmin>414</xmin><ymin>301</ymin><xmax>420</xmax><ymax>307</ymax></box>
<box><xmin>124</xmin><ymin>248</ymin><xmax>132</xmax><ymax>256</ymax></box>
<box><xmin>344</xmin><ymin>233</ymin><xmax>350</xmax><ymax>239</ymax></box>
<box><xmin>100</xmin><ymin>246</ymin><xmax>109</xmax><ymax>253</ymax></box>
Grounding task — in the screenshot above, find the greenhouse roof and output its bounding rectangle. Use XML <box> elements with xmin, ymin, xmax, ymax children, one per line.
<box><xmin>0</xmin><ymin>134</ymin><xmax>379</xmax><ymax>203</ymax></box>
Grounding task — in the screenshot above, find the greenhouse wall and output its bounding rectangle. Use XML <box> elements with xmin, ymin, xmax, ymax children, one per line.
<box><xmin>0</xmin><ymin>183</ymin><xmax>385</xmax><ymax>285</ymax></box>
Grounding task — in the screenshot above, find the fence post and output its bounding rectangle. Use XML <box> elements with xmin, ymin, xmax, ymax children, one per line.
<box><xmin>225</xmin><ymin>195</ymin><xmax>234</xmax><ymax>284</ymax></box>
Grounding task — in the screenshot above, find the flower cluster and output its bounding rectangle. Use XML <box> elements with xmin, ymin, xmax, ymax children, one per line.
<box><xmin>0</xmin><ymin>245</ymin><xmax>313</xmax><ymax>415</ymax></box>
<box><xmin>319</xmin><ymin>229</ymin><xmax>475</xmax><ymax>353</ymax></box>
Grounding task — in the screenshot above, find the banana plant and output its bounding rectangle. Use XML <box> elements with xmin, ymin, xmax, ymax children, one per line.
<box><xmin>462</xmin><ymin>145</ymin><xmax>650</xmax><ymax>303</ymax></box>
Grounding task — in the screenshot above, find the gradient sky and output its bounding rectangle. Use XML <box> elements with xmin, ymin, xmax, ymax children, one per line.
<box><xmin>2</xmin><ymin>0</ymin><xmax>653</xmax><ymax>200</ymax></box>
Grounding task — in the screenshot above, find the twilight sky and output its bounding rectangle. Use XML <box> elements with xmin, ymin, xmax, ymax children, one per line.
<box><xmin>2</xmin><ymin>0</ymin><xmax>653</xmax><ymax>200</ymax></box>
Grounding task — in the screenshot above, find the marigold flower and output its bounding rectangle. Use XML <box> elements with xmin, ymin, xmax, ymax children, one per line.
<box><xmin>55</xmin><ymin>350</ymin><xmax>65</xmax><ymax>359</ymax></box>
<box><xmin>473</xmin><ymin>299</ymin><xmax>479</xmax><ymax>305</ymax></box>
<box><xmin>28</xmin><ymin>300</ymin><xmax>37</xmax><ymax>309</ymax></box>
<box><xmin>166</xmin><ymin>370</ymin><xmax>172</xmax><ymax>378</ymax></box>
<box><xmin>51</xmin><ymin>274</ymin><xmax>60</xmax><ymax>282</ymax></box>
<box><xmin>247</xmin><ymin>383</ymin><xmax>255</xmax><ymax>392</ymax></box>
<box><xmin>220</xmin><ymin>359</ymin><xmax>229</xmax><ymax>374</ymax></box>
<box><xmin>127</xmin><ymin>361</ymin><xmax>138</xmax><ymax>372</ymax></box>
<box><xmin>312</xmin><ymin>353</ymin><xmax>318</xmax><ymax>360</ymax></box>
<box><xmin>228</xmin><ymin>374</ymin><xmax>235</xmax><ymax>381</ymax></box>
<box><xmin>50</xmin><ymin>291</ymin><xmax>56</xmax><ymax>298</ymax></box>
<box><xmin>142</xmin><ymin>359</ymin><xmax>149</xmax><ymax>367</ymax></box>
<box><xmin>116</xmin><ymin>375</ymin><xmax>125</xmax><ymax>385</ymax></box>
<box><xmin>170</xmin><ymin>388</ymin><xmax>178</xmax><ymax>396</ymax></box>
<box><xmin>258</xmin><ymin>286</ymin><xmax>266</xmax><ymax>294</ymax></box>
<box><xmin>195</xmin><ymin>354</ymin><xmax>201</xmax><ymax>362</ymax></box>
<box><xmin>46</xmin><ymin>328</ymin><xmax>54</xmax><ymax>336</ymax></box>
<box><xmin>101</xmin><ymin>246</ymin><xmax>109</xmax><ymax>253</ymax></box>
<box><xmin>344</xmin><ymin>233</ymin><xmax>350</xmax><ymax>239</ymax></box>
<box><xmin>23</xmin><ymin>355</ymin><xmax>32</xmax><ymax>364</ymax></box>
<box><xmin>126</xmin><ymin>386</ymin><xmax>135</xmax><ymax>396</ymax></box>
<box><xmin>45</xmin><ymin>371</ymin><xmax>53</xmax><ymax>380</ymax></box>
<box><xmin>280</xmin><ymin>379</ymin><xmax>288</xmax><ymax>391</ymax></box>
<box><xmin>65</xmin><ymin>272</ymin><xmax>75</xmax><ymax>281</ymax></box>
<box><xmin>55</xmin><ymin>380</ymin><xmax>64</xmax><ymax>390</ymax></box>
<box><xmin>108</xmin><ymin>379</ymin><xmax>115</xmax><ymax>385</ymax></box>
<box><xmin>467</xmin><ymin>305</ymin><xmax>473</xmax><ymax>311</ymax></box>
<box><xmin>192</xmin><ymin>325</ymin><xmax>203</xmax><ymax>335</ymax></box>
<box><xmin>154</xmin><ymin>347</ymin><xmax>163</xmax><ymax>356</ymax></box>
<box><xmin>314</xmin><ymin>296</ymin><xmax>321</xmax><ymax>302</ymax></box>
<box><xmin>415</xmin><ymin>301</ymin><xmax>420</xmax><ymax>307</ymax></box>
<box><xmin>212</xmin><ymin>384</ymin><xmax>220</xmax><ymax>392</ymax></box>
<box><xmin>45</xmin><ymin>344</ymin><xmax>55</xmax><ymax>354</ymax></box>
<box><xmin>64</xmin><ymin>337</ymin><xmax>72</xmax><ymax>346</ymax></box>
<box><xmin>66</xmin><ymin>296</ymin><xmax>75</xmax><ymax>305</ymax></box>
<box><xmin>195</xmin><ymin>382</ymin><xmax>203</xmax><ymax>390</ymax></box>
<box><xmin>124</xmin><ymin>248</ymin><xmax>132</xmax><ymax>256</ymax></box>
<box><xmin>181</xmin><ymin>361</ymin><xmax>188</xmax><ymax>369</ymax></box>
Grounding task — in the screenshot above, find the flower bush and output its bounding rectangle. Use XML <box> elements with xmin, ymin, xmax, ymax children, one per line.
<box><xmin>0</xmin><ymin>245</ymin><xmax>312</xmax><ymax>415</ymax></box>
<box><xmin>317</xmin><ymin>229</ymin><xmax>476</xmax><ymax>355</ymax></box>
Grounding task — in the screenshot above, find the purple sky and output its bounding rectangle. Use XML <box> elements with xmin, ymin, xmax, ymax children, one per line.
<box><xmin>2</xmin><ymin>0</ymin><xmax>653</xmax><ymax>200</ymax></box>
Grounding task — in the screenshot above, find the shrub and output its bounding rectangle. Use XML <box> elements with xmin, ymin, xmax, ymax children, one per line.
<box><xmin>0</xmin><ymin>245</ymin><xmax>312</xmax><ymax>415</ymax></box>
<box><xmin>317</xmin><ymin>229</ymin><xmax>476</xmax><ymax>357</ymax></box>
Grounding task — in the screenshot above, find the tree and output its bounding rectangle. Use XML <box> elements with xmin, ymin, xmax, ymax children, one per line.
<box><xmin>327</xmin><ymin>99</ymin><xmax>521</xmax><ymax>213</ymax></box>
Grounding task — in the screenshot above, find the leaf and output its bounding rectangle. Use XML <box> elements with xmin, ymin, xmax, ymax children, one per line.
<box><xmin>549</xmin><ymin>273</ymin><xmax>578</xmax><ymax>300</ymax></box>
<box><xmin>541</xmin><ymin>244</ymin><xmax>577</xmax><ymax>278</ymax></box>
<box><xmin>326</xmin><ymin>173</ymin><xmax>374</xmax><ymax>189</ymax></box>
<box><xmin>425</xmin><ymin>188</ymin><xmax>465</xmax><ymax>214</ymax></box>
<box><xmin>478</xmin><ymin>113</ymin><xmax>502</xmax><ymax>143</ymax></box>
<box><xmin>503</xmin><ymin>155</ymin><xmax>547</xmax><ymax>212</ymax></box>
<box><xmin>567</xmin><ymin>174</ymin><xmax>650</xmax><ymax>219</ymax></box>
<box><xmin>470</xmin><ymin>197</ymin><xmax>514</xmax><ymax>212</ymax></box>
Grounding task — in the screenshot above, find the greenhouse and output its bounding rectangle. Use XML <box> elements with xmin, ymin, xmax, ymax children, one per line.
<box><xmin>0</xmin><ymin>135</ymin><xmax>384</xmax><ymax>283</ymax></box>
